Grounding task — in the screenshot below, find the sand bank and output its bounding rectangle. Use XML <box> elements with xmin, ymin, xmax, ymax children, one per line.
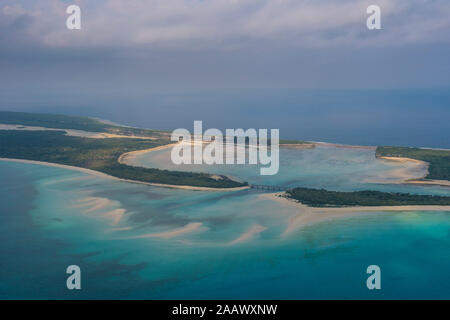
<box><xmin>377</xmin><ymin>156</ymin><xmax>450</xmax><ymax>187</ymax></box>
<box><xmin>279</xmin><ymin>143</ymin><xmax>315</xmax><ymax>149</ymax></box>
<box><xmin>229</xmin><ymin>225</ymin><xmax>267</xmax><ymax>245</ymax></box>
<box><xmin>0</xmin><ymin>158</ymin><xmax>250</xmax><ymax>192</ymax></box>
<box><xmin>402</xmin><ymin>179</ymin><xmax>450</xmax><ymax>187</ymax></box>
<box><xmin>74</xmin><ymin>197</ymin><xmax>114</xmax><ymax>213</ymax></box>
<box><xmin>314</xmin><ymin>142</ymin><xmax>376</xmax><ymax>150</ymax></box>
<box><xmin>117</xmin><ymin>143</ymin><xmax>177</xmax><ymax>164</ymax></box>
<box><xmin>0</xmin><ymin>124</ymin><xmax>156</xmax><ymax>140</ymax></box>
<box><xmin>262</xmin><ymin>192</ymin><xmax>450</xmax><ymax>236</ymax></box>
<box><xmin>130</xmin><ymin>222</ymin><xmax>205</xmax><ymax>239</ymax></box>
<box><xmin>72</xmin><ymin>197</ymin><xmax>126</xmax><ymax>225</ymax></box>
<box><xmin>367</xmin><ymin>156</ymin><xmax>429</xmax><ymax>184</ymax></box>
<box><xmin>377</xmin><ymin>156</ymin><xmax>427</xmax><ymax>165</ymax></box>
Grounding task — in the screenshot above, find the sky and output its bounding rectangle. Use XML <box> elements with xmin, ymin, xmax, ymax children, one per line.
<box><xmin>0</xmin><ymin>0</ymin><xmax>450</xmax><ymax>140</ymax></box>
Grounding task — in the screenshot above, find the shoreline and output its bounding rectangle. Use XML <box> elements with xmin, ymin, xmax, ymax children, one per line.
<box><xmin>2</xmin><ymin>121</ymin><xmax>449</xmax><ymax>189</ymax></box>
<box><xmin>313</xmin><ymin>142</ymin><xmax>376</xmax><ymax>150</ymax></box>
<box><xmin>279</xmin><ymin>143</ymin><xmax>315</xmax><ymax>149</ymax></box>
<box><xmin>0</xmin><ymin>124</ymin><xmax>157</xmax><ymax>140</ymax></box>
<box><xmin>262</xmin><ymin>192</ymin><xmax>450</xmax><ymax>235</ymax></box>
<box><xmin>120</xmin><ymin>141</ymin><xmax>316</xmax><ymax>166</ymax></box>
<box><xmin>118</xmin><ymin>141</ymin><xmax>450</xmax><ymax>189</ymax></box>
<box><xmin>117</xmin><ymin>143</ymin><xmax>177</xmax><ymax>165</ymax></box>
<box><xmin>117</xmin><ymin>142</ymin><xmax>249</xmax><ymax>187</ymax></box>
<box><xmin>119</xmin><ymin>141</ymin><xmax>449</xmax><ymax>189</ymax></box>
<box><xmin>377</xmin><ymin>156</ymin><xmax>450</xmax><ymax>187</ymax></box>
<box><xmin>0</xmin><ymin>158</ymin><xmax>250</xmax><ymax>192</ymax></box>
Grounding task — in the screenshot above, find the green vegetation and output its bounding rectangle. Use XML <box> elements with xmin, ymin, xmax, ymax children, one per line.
<box><xmin>0</xmin><ymin>130</ymin><xmax>246</xmax><ymax>188</ymax></box>
<box><xmin>376</xmin><ymin>146</ymin><xmax>450</xmax><ymax>180</ymax></box>
<box><xmin>286</xmin><ymin>187</ymin><xmax>450</xmax><ymax>207</ymax></box>
<box><xmin>0</xmin><ymin>111</ymin><xmax>168</xmax><ymax>138</ymax></box>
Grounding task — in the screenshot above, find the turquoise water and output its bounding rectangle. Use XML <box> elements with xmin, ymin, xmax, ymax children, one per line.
<box><xmin>0</xmin><ymin>146</ymin><xmax>449</xmax><ymax>299</ymax></box>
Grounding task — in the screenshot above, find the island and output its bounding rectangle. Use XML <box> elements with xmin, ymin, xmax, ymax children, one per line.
<box><xmin>1</xmin><ymin>111</ymin><xmax>450</xmax><ymax>195</ymax></box>
<box><xmin>0</xmin><ymin>111</ymin><xmax>166</xmax><ymax>138</ymax></box>
<box><xmin>376</xmin><ymin>146</ymin><xmax>450</xmax><ymax>186</ymax></box>
<box><xmin>285</xmin><ymin>187</ymin><xmax>450</xmax><ymax>207</ymax></box>
<box><xmin>0</xmin><ymin>111</ymin><xmax>247</xmax><ymax>190</ymax></box>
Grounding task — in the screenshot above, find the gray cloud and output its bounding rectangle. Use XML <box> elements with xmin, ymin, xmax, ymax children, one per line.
<box><xmin>0</xmin><ymin>0</ymin><xmax>450</xmax><ymax>99</ymax></box>
<box><xmin>1</xmin><ymin>1</ymin><xmax>450</xmax><ymax>149</ymax></box>
<box><xmin>1</xmin><ymin>0</ymin><xmax>450</xmax><ymax>49</ymax></box>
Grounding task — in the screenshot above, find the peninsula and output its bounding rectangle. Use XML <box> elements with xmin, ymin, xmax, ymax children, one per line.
<box><xmin>0</xmin><ymin>111</ymin><xmax>247</xmax><ymax>190</ymax></box>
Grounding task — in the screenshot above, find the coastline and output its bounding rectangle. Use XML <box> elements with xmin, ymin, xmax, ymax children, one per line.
<box><xmin>0</xmin><ymin>158</ymin><xmax>250</xmax><ymax>192</ymax></box>
<box><xmin>313</xmin><ymin>142</ymin><xmax>376</xmax><ymax>150</ymax></box>
<box><xmin>0</xmin><ymin>124</ymin><xmax>157</xmax><ymax>140</ymax></box>
<box><xmin>120</xmin><ymin>141</ymin><xmax>316</xmax><ymax>167</ymax></box>
<box><xmin>117</xmin><ymin>143</ymin><xmax>178</xmax><ymax>164</ymax></box>
<box><xmin>401</xmin><ymin>179</ymin><xmax>450</xmax><ymax>187</ymax></box>
<box><xmin>377</xmin><ymin>156</ymin><xmax>450</xmax><ymax>187</ymax></box>
<box><xmin>119</xmin><ymin>141</ymin><xmax>449</xmax><ymax>188</ymax></box>
<box><xmin>262</xmin><ymin>192</ymin><xmax>450</xmax><ymax>235</ymax></box>
<box><xmin>115</xmin><ymin>140</ymin><xmax>450</xmax><ymax>189</ymax></box>
<box><xmin>1</xmin><ymin>119</ymin><xmax>449</xmax><ymax>190</ymax></box>
<box><xmin>279</xmin><ymin>143</ymin><xmax>315</xmax><ymax>149</ymax></box>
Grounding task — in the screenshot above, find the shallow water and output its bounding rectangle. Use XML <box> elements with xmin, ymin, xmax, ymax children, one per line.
<box><xmin>0</xmin><ymin>146</ymin><xmax>449</xmax><ymax>299</ymax></box>
<box><xmin>129</xmin><ymin>145</ymin><xmax>446</xmax><ymax>194</ymax></box>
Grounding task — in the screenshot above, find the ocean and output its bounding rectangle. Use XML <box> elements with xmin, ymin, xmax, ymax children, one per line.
<box><xmin>0</xmin><ymin>146</ymin><xmax>449</xmax><ymax>299</ymax></box>
<box><xmin>4</xmin><ymin>88</ymin><xmax>449</xmax><ymax>149</ymax></box>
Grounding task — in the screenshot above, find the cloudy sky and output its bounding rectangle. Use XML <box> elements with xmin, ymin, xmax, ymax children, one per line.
<box><xmin>1</xmin><ymin>0</ymin><xmax>450</xmax><ymax>117</ymax></box>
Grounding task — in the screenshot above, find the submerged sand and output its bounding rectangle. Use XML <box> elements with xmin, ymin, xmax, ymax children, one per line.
<box><xmin>228</xmin><ymin>225</ymin><xmax>268</xmax><ymax>245</ymax></box>
<box><xmin>129</xmin><ymin>222</ymin><xmax>205</xmax><ymax>239</ymax></box>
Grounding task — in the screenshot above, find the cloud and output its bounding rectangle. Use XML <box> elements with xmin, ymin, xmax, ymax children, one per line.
<box><xmin>1</xmin><ymin>0</ymin><xmax>450</xmax><ymax>50</ymax></box>
<box><xmin>1</xmin><ymin>0</ymin><xmax>450</xmax><ymax>93</ymax></box>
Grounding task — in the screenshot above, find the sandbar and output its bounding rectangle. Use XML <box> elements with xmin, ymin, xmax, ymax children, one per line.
<box><xmin>262</xmin><ymin>192</ymin><xmax>450</xmax><ymax>236</ymax></box>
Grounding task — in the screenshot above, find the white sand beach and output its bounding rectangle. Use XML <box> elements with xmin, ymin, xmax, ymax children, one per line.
<box><xmin>314</xmin><ymin>142</ymin><xmax>376</xmax><ymax>150</ymax></box>
<box><xmin>403</xmin><ymin>179</ymin><xmax>450</xmax><ymax>187</ymax></box>
<box><xmin>0</xmin><ymin>158</ymin><xmax>250</xmax><ymax>192</ymax></box>
<box><xmin>279</xmin><ymin>143</ymin><xmax>315</xmax><ymax>149</ymax></box>
<box><xmin>262</xmin><ymin>192</ymin><xmax>450</xmax><ymax>236</ymax></box>
<box><xmin>0</xmin><ymin>124</ymin><xmax>157</xmax><ymax>140</ymax></box>
<box><xmin>378</xmin><ymin>156</ymin><xmax>450</xmax><ymax>187</ymax></box>
<box><xmin>117</xmin><ymin>143</ymin><xmax>178</xmax><ymax>164</ymax></box>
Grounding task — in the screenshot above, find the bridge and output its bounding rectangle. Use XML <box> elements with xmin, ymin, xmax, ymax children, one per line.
<box><xmin>250</xmin><ymin>184</ymin><xmax>289</xmax><ymax>191</ymax></box>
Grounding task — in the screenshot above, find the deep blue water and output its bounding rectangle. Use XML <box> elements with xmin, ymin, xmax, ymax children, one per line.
<box><xmin>4</xmin><ymin>88</ymin><xmax>450</xmax><ymax>148</ymax></box>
